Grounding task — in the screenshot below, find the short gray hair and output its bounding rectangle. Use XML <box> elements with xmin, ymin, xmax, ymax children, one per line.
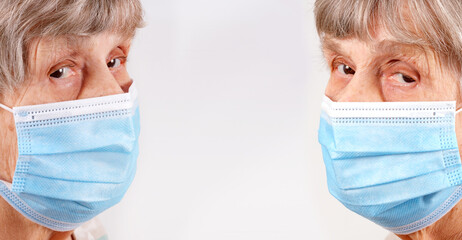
<box><xmin>0</xmin><ymin>0</ymin><xmax>144</xmax><ymax>94</ymax></box>
<box><xmin>314</xmin><ymin>0</ymin><xmax>462</xmax><ymax>77</ymax></box>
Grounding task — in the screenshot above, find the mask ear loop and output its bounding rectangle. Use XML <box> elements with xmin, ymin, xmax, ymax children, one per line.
<box><xmin>0</xmin><ymin>103</ymin><xmax>13</xmax><ymax>113</ymax></box>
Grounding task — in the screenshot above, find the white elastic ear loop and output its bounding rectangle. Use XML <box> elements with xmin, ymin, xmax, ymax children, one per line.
<box><xmin>0</xmin><ymin>103</ymin><xmax>13</xmax><ymax>113</ymax></box>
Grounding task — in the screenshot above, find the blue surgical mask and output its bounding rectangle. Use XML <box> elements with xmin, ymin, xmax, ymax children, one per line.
<box><xmin>0</xmin><ymin>85</ymin><xmax>140</xmax><ymax>231</ymax></box>
<box><xmin>318</xmin><ymin>96</ymin><xmax>462</xmax><ymax>234</ymax></box>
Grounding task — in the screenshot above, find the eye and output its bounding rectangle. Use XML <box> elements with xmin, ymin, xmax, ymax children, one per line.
<box><xmin>337</xmin><ymin>64</ymin><xmax>355</xmax><ymax>75</ymax></box>
<box><xmin>393</xmin><ymin>73</ymin><xmax>416</xmax><ymax>84</ymax></box>
<box><xmin>107</xmin><ymin>58</ymin><xmax>122</xmax><ymax>68</ymax></box>
<box><xmin>50</xmin><ymin>67</ymin><xmax>73</xmax><ymax>79</ymax></box>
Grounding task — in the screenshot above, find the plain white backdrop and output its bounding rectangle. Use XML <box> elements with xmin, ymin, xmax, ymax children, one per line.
<box><xmin>99</xmin><ymin>0</ymin><xmax>390</xmax><ymax>239</ymax></box>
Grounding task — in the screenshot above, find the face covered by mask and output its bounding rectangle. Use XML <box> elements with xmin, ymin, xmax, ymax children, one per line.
<box><xmin>318</xmin><ymin>96</ymin><xmax>462</xmax><ymax>234</ymax></box>
<box><xmin>0</xmin><ymin>84</ymin><xmax>140</xmax><ymax>232</ymax></box>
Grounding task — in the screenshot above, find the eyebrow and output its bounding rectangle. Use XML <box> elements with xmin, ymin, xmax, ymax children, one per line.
<box><xmin>321</xmin><ymin>37</ymin><xmax>425</xmax><ymax>57</ymax></box>
<box><xmin>374</xmin><ymin>40</ymin><xmax>426</xmax><ymax>57</ymax></box>
<box><xmin>321</xmin><ymin>38</ymin><xmax>344</xmax><ymax>55</ymax></box>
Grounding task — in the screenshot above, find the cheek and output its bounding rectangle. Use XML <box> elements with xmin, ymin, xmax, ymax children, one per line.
<box><xmin>114</xmin><ymin>68</ymin><xmax>130</xmax><ymax>81</ymax></box>
<box><xmin>0</xmin><ymin>106</ymin><xmax>18</xmax><ymax>183</ymax></box>
<box><xmin>112</xmin><ymin>66</ymin><xmax>132</xmax><ymax>91</ymax></box>
<box><xmin>419</xmin><ymin>77</ymin><xmax>459</xmax><ymax>101</ymax></box>
<box><xmin>325</xmin><ymin>75</ymin><xmax>348</xmax><ymax>99</ymax></box>
<box><xmin>19</xmin><ymin>76</ymin><xmax>83</xmax><ymax>106</ymax></box>
<box><xmin>380</xmin><ymin>83</ymin><xmax>420</xmax><ymax>101</ymax></box>
<box><xmin>24</xmin><ymin>58</ymin><xmax>85</xmax><ymax>105</ymax></box>
<box><xmin>48</xmin><ymin>77</ymin><xmax>83</xmax><ymax>102</ymax></box>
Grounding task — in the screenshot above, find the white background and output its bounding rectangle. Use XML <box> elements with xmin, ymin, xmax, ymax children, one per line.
<box><xmin>100</xmin><ymin>0</ymin><xmax>389</xmax><ymax>239</ymax></box>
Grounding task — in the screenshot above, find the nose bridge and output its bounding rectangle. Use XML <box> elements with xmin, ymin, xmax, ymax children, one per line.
<box><xmin>336</xmin><ymin>69</ymin><xmax>383</xmax><ymax>102</ymax></box>
<box><xmin>78</xmin><ymin>62</ymin><xmax>124</xmax><ymax>99</ymax></box>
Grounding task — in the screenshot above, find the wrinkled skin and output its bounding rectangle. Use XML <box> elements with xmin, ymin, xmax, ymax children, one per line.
<box><xmin>321</xmin><ymin>28</ymin><xmax>462</xmax><ymax>240</ymax></box>
<box><xmin>0</xmin><ymin>32</ymin><xmax>133</xmax><ymax>240</ymax></box>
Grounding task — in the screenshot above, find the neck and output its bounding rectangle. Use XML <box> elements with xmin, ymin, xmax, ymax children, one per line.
<box><xmin>396</xmin><ymin>200</ymin><xmax>462</xmax><ymax>240</ymax></box>
<box><xmin>0</xmin><ymin>196</ymin><xmax>73</xmax><ymax>240</ymax></box>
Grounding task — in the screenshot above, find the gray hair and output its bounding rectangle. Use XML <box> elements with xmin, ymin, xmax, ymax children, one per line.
<box><xmin>0</xmin><ymin>0</ymin><xmax>144</xmax><ymax>94</ymax></box>
<box><xmin>314</xmin><ymin>0</ymin><xmax>462</xmax><ymax>77</ymax></box>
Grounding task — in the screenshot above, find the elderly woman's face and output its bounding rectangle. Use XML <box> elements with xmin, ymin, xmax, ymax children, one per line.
<box><xmin>319</xmin><ymin>25</ymin><xmax>462</xmax><ymax>234</ymax></box>
<box><xmin>21</xmin><ymin>33</ymin><xmax>132</xmax><ymax>103</ymax></box>
<box><xmin>0</xmin><ymin>32</ymin><xmax>132</xmax><ymax>182</ymax></box>
<box><xmin>322</xmin><ymin>31</ymin><xmax>460</xmax><ymax>103</ymax></box>
<box><xmin>321</xmin><ymin>28</ymin><xmax>462</xmax><ymax>158</ymax></box>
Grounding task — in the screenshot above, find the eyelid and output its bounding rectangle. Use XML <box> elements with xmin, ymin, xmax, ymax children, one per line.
<box><xmin>115</xmin><ymin>56</ymin><xmax>127</xmax><ymax>63</ymax></box>
<box><xmin>331</xmin><ymin>57</ymin><xmax>355</xmax><ymax>72</ymax></box>
<box><xmin>107</xmin><ymin>47</ymin><xmax>127</xmax><ymax>61</ymax></box>
<box><xmin>48</xmin><ymin>61</ymin><xmax>77</xmax><ymax>76</ymax></box>
<box><xmin>382</xmin><ymin>60</ymin><xmax>420</xmax><ymax>82</ymax></box>
<box><xmin>107</xmin><ymin>56</ymin><xmax>127</xmax><ymax>68</ymax></box>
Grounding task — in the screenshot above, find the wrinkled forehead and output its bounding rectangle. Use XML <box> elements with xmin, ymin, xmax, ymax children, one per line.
<box><xmin>24</xmin><ymin>33</ymin><xmax>132</xmax><ymax>74</ymax></box>
<box><xmin>320</xmin><ymin>34</ymin><xmax>427</xmax><ymax>58</ymax></box>
<box><xmin>315</xmin><ymin>0</ymin><xmax>446</xmax><ymax>52</ymax></box>
<box><xmin>28</xmin><ymin>33</ymin><xmax>132</xmax><ymax>57</ymax></box>
<box><xmin>33</xmin><ymin>33</ymin><xmax>129</xmax><ymax>50</ymax></box>
<box><xmin>315</xmin><ymin>0</ymin><xmax>462</xmax><ymax>77</ymax></box>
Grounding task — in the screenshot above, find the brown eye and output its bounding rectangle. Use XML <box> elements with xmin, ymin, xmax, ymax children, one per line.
<box><xmin>107</xmin><ymin>58</ymin><xmax>121</xmax><ymax>68</ymax></box>
<box><xmin>394</xmin><ymin>73</ymin><xmax>416</xmax><ymax>83</ymax></box>
<box><xmin>337</xmin><ymin>64</ymin><xmax>355</xmax><ymax>75</ymax></box>
<box><xmin>50</xmin><ymin>67</ymin><xmax>72</xmax><ymax>79</ymax></box>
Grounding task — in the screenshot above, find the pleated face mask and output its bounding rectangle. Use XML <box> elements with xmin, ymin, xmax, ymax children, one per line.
<box><xmin>318</xmin><ymin>96</ymin><xmax>462</xmax><ymax>234</ymax></box>
<box><xmin>0</xmin><ymin>84</ymin><xmax>140</xmax><ymax>231</ymax></box>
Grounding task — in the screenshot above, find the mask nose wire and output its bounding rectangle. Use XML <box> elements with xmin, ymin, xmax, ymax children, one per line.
<box><xmin>0</xmin><ymin>103</ymin><xmax>13</xmax><ymax>113</ymax></box>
